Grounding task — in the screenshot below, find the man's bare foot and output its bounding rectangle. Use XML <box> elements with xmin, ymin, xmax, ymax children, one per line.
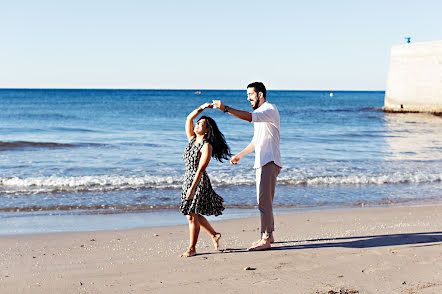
<box><xmin>248</xmin><ymin>239</ymin><xmax>271</xmax><ymax>251</ymax></box>
<box><xmin>180</xmin><ymin>248</ymin><xmax>196</xmax><ymax>257</ymax></box>
<box><xmin>212</xmin><ymin>233</ymin><xmax>221</xmax><ymax>250</ymax></box>
<box><xmin>252</xmin><ymin>236</ymin><xmax>274</xmax><ymax>246</ymax></box>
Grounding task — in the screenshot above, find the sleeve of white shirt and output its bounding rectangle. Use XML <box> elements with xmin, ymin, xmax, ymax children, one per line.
<box><xmin>251</xmin><ymin>105</ymin><xmax>275</xmax><ymax>123</ymax></box>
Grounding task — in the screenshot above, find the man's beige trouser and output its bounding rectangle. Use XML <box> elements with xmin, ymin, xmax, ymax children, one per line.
<box><xmin>256</xmin><ymin>161</ymin><xmax>281</xmax><ymax>240</ymax></box>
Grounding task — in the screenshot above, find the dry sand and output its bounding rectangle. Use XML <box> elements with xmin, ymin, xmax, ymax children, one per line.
<box><xmin>1</xmin><ymin>204</ymin><xmax>441</xmax><ymax>294</ymax></box>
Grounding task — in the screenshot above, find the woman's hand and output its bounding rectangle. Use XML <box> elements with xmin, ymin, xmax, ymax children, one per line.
<box><xmin>186</xmin><ymin>187</ymin><xmax>196</xmax><ymax>200</ymax></box>
<box><xmin>200</xmin><ymin>102</ymin><xmax>213</xmax><ymax>110</ymax></box>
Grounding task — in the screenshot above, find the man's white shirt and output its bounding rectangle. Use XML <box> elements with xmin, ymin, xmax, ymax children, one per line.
<box><xmin>251</xmin><ymin>101</ymin><xmax>282</xmax><ymax>169</ymax></box>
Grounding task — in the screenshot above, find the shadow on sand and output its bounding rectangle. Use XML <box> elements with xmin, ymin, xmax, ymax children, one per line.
<box><xmin>272</xmin><ymin>231</ymin><xmax>442</xmax><ymax>251</ymax></box>
<box><xmin>197</xmin><ymin>231</ymin><xmax>442</xmax><ymax>255</ymax></box>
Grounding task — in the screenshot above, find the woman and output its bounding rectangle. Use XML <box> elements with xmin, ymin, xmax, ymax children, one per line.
<box><xmin>179</xmin><ymin>102</ymin><xmax>231</xmax><ymax>257</ymax></box>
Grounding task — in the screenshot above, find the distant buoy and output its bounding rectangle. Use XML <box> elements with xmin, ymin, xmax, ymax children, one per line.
<box><xmin>329</xmin><ymin>92</ymin><xmax>333</xmax><ymax>97</ymax></box>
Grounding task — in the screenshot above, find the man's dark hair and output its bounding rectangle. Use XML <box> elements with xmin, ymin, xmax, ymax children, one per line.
<box><xmin>247</xmin><ymin>82</ymin><xmax>266</xmax><ymax>99</ymax></box>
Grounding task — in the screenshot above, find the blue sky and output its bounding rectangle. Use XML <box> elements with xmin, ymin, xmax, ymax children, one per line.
<box><xmin>1</xmin><ymin>0</ymin><xmax>441</xmax><ymax>90</ymax></box>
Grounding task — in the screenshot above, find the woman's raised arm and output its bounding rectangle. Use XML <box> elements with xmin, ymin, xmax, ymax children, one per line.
<box><xmin>185</xmin><ymin>103</ymin><xmax>213</xmax><ymax>141</ymax></box>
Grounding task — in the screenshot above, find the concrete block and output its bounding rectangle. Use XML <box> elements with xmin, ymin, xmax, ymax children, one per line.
<box><xmin>384</xmin><ymin>41</ymin><xmax>442</xmax><ymax>114</ymax></box>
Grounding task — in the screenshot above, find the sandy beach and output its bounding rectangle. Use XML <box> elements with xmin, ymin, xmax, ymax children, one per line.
<box><xmin>1</xmin><ymin>204</ymin><xmax>441</xmax><ymax>294</ymax></box>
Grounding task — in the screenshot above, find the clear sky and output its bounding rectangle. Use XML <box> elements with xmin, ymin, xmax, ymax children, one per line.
<box><xmin>1</xmin><ymin>0</ymin><xmax>441</xmax><ymax>90</ymax></box>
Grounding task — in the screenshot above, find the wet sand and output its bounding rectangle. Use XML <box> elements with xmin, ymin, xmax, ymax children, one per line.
<box><xmin>1</xmin><ymin>204</ymin><xmax>441</xmax><ymax>293</ymax></box>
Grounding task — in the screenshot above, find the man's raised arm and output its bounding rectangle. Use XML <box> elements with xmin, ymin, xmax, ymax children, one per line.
<box><xmin>212</xmin><ymin>100</ymin><xmax>252</xmax><ymax>122</ymax></box>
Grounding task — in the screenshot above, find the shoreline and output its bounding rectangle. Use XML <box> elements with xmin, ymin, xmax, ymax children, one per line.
<box><xmin>1</xmin><ymin>199</ymin><xmax>442</xmax><ymax>236</ymax></box>
<box><xmin>1</xmin><ymin>204</ymin><xmax>441</xmax><ymax>293</ymax></box>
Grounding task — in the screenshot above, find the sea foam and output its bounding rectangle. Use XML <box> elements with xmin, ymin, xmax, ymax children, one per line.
<box><xmin>0</xmin><ymin>171</ymin><xmax>440</xmax><ymax>194</ymax></box>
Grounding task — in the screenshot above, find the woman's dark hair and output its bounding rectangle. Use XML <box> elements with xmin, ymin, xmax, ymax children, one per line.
<box><xmin>198</xmin><ymin>116</ymin><xmax>231</xmax><ymax>162</ymax></box>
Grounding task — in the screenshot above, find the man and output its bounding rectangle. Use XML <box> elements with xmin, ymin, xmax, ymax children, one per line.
<box><xmin>213</xmin><ymin>82</ymin><xmax>282</xmax><ymax>251</ymax></box>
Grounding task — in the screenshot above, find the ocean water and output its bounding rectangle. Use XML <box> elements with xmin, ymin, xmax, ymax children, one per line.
<box><xmin>0</xmin><ymin>89</ymin><xmax>441</xmax><ymax>234</ymax></box>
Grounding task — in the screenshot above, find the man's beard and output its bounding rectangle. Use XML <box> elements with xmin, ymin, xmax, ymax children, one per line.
<box><xmin>253</xmin><ymin>97</ymin><xmax>260</xmax><ymax>110</ymax></box>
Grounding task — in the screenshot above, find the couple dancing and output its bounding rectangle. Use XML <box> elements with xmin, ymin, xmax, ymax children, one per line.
<box><xmin>179</xmin><ymin>82</ymin><xmax>282</xmax><ymax>257</ymax></box>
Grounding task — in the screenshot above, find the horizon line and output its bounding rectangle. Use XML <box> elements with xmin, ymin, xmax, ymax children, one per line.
<box><xmin>0</xmin><ymin>87</ymin><xmax>386</xmax><ymax>92</ymax></box>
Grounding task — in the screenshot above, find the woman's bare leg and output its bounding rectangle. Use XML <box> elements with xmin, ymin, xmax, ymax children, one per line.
<box><xmin>181</xmin><ymin>214</ymin><xmax>200</xmax><ymax>257</ymax></box>
<box><xmin>198</xmin><ymin>215</ymin><xmax>221</xmax><ymax>250</ymax></box>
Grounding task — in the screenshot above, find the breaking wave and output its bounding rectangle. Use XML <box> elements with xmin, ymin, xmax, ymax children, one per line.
<box><xmin>0</xmin><ymin>171</ymin><xmax>440</xmax><ymax>194</ymax></box>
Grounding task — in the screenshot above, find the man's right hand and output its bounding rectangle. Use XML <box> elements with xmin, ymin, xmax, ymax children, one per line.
<box><xmin>212</xmin><ymin>100</ymin><xmax>225</xmax><ymax>112</ymax></box>
<box><xmin>230</xmin><ymin>154</ymin><xmax>241</xmax><ymax>165</ymax></box>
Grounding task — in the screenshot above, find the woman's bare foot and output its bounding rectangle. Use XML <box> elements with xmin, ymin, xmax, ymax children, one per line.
<box><xmin>180</xmin><ymin>248</ymin><xmax>196</xmax><ymax>257</ymax></box>
<box><xmin>212</xmin><ymin>233</ymin><xmax>221</xmax><ymax>250</ymax></box>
